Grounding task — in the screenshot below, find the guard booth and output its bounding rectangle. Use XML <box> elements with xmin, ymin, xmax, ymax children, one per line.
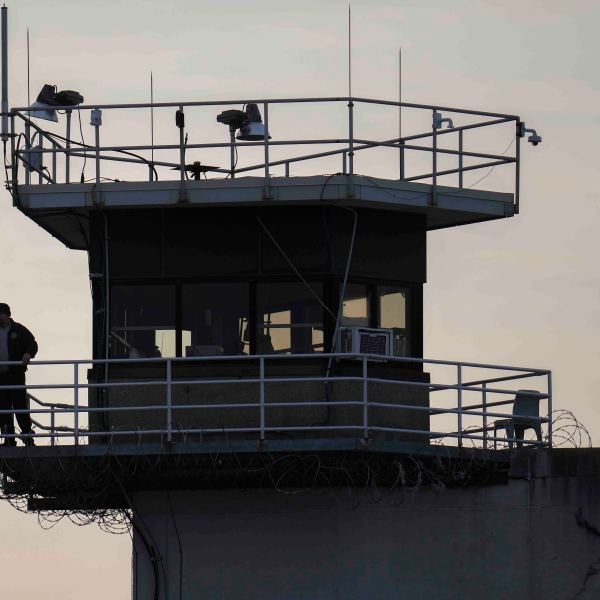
<box><xmin>6</xmin><ymin>93</ymin><xmax>534</xmax><ymax>448</ymax></box>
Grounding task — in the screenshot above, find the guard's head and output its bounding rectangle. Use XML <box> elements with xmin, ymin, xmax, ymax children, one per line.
<box><xmin>0</xmin><ymin>303</ymin><xmax>11</xmax><ymax>326</ymax></box>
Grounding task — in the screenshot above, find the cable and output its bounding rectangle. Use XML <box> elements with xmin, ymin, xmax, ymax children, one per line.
<box><xmin>42</xmin><ymin>129</ymin><xmax>158</xmax><ymax>181</ymax></box>
<box><xmin>166</xmin><ymin>491</ymin><xmax>183</xmax><ymax>600</ymax></box>
<box><xmin>466</xmin><ymin>137</ymin><xmax>515</xmax><ymax>189</ymax></box>
<box><xmin>256</xmin><ymin>215</ymin><xmax>336</xmax><ymax>319</ymax></box>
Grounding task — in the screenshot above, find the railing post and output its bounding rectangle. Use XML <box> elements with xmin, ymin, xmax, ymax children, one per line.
<box><xmin>399</xmin><ymin>141</ymin><xmax>405</xmax><ymax>181</ymax></box>
<box><xmin>547</xmin><ymin>372</ymin><xmax>553</xmax><ymax>448</ymax></box>
<box><xmin>24</xmin><ymin>120</ymin><xmax>30</xmax><ymax>185</ymax></box>
<box><xmin>50</xmin><ymin>406</ymin><xmax>55</xmax><ymax>447</ymax></box>
<box><xmin>263</xmin><ymin>102</ymin><xmax>270</xmax><ymax>199</ymax></box>
<box><xmin>52</xmin><ymin>141</ymin><xmax>57</xmax><ymax>183</ymax></box>
<box><xmin>94</xmin><ymin>111</ymin><xmax>101</xmax><ymax>185</ymax></box>
<box><xmin>65</xmin><ymin>109</ymin><xmax>72</xmax><ymax>183</ymax></box>
<box><xmin>284</xmin><ymin>161</ymin><xmax>290</xmax><ymax>178</ymax></box>
<box><xmin>342</xmin><ymin>151</ymin><xmax>347</xmax><ymax>175</ymax></box>
<box><xmin>74</xmin><ymin>361</ymin><xmax>79</xmax><ymax>445</ymax></box>
<box><xmin>482</xmin><ymin>382</ymin><xmax>487</xmax><ymax>449</ymax></box>
<box><xmin>166</xmin><ymin>359</ymin><xmax>173</xmax><ymax>444</ymax></box>
<box><xmin>37</xmin><ymin>134</ymin><xmax>43</xmax><ymax>184</ymax></box>
<box><xmin>362</xmin><ymin>355</ymin><xmax>368</xmax><ymax>439</ymax></box>
<box><xmin>458</xmin><ymin>129</ymin><xmax>464</xmax><ymax>188</ymax></box>
<box><xmin>259</xmin><ymin>356</ymin><xmax>265</xmax><ymax>441</ymax></box>
<box><xmin>431</xmin><ymin>109</ymin><xmax>437</xmax><ymax>206</ymax></box>
<box><xmin>457</xmin><ymin>364</ymin><xmax>463</xmax><ymax>447</ymax></box>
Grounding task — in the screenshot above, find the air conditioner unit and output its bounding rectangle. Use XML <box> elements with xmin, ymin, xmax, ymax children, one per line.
<box><xmin>337</xmin><ymin>327</ymin><xmax>393</xmax><ymax>357</ymax></box>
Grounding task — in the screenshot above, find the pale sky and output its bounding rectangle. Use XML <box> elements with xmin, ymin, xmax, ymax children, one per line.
<box><xmin>1</xmin><ymin>0</ymin><xmax>599</xmax><ymax>597</ymax></box>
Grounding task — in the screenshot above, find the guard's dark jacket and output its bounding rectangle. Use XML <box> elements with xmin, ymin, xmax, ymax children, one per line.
<box><xmin>4</xmin><ymin>320</ymin><xmax>38</xmax><ymax>374</ymax></box>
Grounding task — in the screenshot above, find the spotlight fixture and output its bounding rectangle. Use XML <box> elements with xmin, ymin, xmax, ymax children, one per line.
<box><xmin>433</xmin><ymin>111</ymin><xmax>454</xmax><ymax>130</ymax></box>
<box><xmin>27</xmin><ymin>84</ymin><xmax>84</xmax><ymax>122</ymax></box>
<box><xmin>216</xmin><ymin>103</ymin><xmax>271</xmax><ymax>141</ymax></box>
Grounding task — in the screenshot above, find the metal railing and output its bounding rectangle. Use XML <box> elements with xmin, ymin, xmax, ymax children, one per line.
<box><xmin>0</xmin><ymin>353</ymin><xmax>551</xmax><ymax>449</ymax></box>
<box><xmin>8</xmin><ymin>96</ymin><xmax>522</xmax><ymax>209</ymax></box>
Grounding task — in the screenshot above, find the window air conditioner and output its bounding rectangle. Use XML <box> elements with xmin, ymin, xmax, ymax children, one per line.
<box><xmin>337</xmin><ymin>327</ymin><xmax>393</xmax><ymax>357</ymax></box>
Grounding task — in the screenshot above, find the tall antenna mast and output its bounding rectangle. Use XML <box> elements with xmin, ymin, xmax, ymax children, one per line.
<box><xmin>1</xmin><ymin>4</ymin><xmax>8</xmax><ymax>141</ymax></box>
<box><xmin>348</xmin><ymin>4</ymin><xmax>352</xmax><ymax>98</ymax></box>
<box><xmin>398</xmin><ymin>45</ymin><xmax>403</xmax><ymax>179</ymax></box>
<box><xmin>26</xmin><ymin>27</ymin><xmax>30</xmax><ymax>109</ymax></box>
<box><xmin>150</xmin><ymin>71</ymin><xmax>154</xmax><ymax>174</ymax></box>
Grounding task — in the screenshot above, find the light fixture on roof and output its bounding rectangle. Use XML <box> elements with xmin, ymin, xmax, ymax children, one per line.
<box><xmin>433</xmin><ymin>111</ymin><xmax>454</xmax><ymax>130</ymax></box>
<box><xmin>216</xmin><ymin>103</ymin><xmax>271</xmax><ymax>141</ymax></box>
<box><xmin>27</xmin><ymin>84</ymin><xmax>84</xmax><ymax>122</ymax></box>
<box><xmin>237</xmin><ymin>103</ymin><xmax>270</xmax><ymax>141</ymax></box>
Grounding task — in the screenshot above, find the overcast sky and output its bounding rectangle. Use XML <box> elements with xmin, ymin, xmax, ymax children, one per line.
<box><xmin>1</xmin><ymin>0</ymin><xmax>599</xmax><ymax>597</ymax></box>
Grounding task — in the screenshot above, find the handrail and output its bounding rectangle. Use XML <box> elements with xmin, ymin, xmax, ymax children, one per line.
<box><xmin>0</xmin><ymin>352</ymin><xmax>551</xmax><ymax>450</ymax></box>
<box><xmin>8</xmin><ymin>95</ymin><xmax>521</xmax><ymax>203</ymax></box>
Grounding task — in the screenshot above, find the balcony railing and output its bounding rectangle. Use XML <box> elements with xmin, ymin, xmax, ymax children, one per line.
<box><xmin>0</xmin><ymin>353</ymin><xmax>551</xmax><ymax>450</ymax></box>
<box><xmin>7</xmin><ymin>96</ymin><xmax>523</xmax><ymax>210</ymax></box>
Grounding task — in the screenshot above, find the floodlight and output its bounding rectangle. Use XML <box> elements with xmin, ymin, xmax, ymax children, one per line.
<box><xmin>27</xmin><ymin>84</ymin><xmax>84</xmax><ymax>122</ymax></box>
<box><xmin>237</xmin><ymin>104</ymin><xmax>271</xmax><ymax>141</ymax></box>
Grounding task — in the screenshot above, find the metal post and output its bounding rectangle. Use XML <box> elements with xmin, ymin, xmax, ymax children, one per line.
<box><xmin>95</xmin><ymin>119</ymin><xmax>100</xmax><ymax>185</ymax></box>
<box><xmin>259</xmin><ymin>357</ymin><xmax>265</xmax><ymax>440</ymax></box>
<box><xmin>178</xmin><ymin>105</ymin><xmax>185</xmax><ymax>182</ymax></box>
<box><xmin>432</xmin><ymin>109</ymin><xmax>437</xmax><ymax>206</ymax></box>
<box><xmin>37</xmin><ymin>134</ymin><xmax>43</xmax><ymax>184</ymax></box>
<box><xmin>65</xmin><ymin>110</ymin><xmax>72</xmax><ymax>183</ymax></box>
<box><xmin>342</xmin><ymin>151</ymin><xmax>347</xmax><ymax>175</ymax></box>
<box><xmin>166</xmin><ymin>359</ymin><xmax>173</xmax><ymax>444</ymax></box>
<box><xmin>399</xmin><ymin>141</ymin><xmax>405</xmax><ymax>181</ymax></box>
<box><xmin>263</xmin><ymin>102</ymin><xmax>270</xmax><ymax>199</ymax></box>
<box><xmin>458</xmin><ymin>129</ymin><xmax>464</xmax><ymax>188</ymax></box>
<box><xmin>482</xmin><ymin>382</ymin><xmax>488</xmax><ymax>449</ymax></box>
<box><xmin>229</xmin><ymin>126</ymin><xmax>236</xmax><ymax>179</ymax></box>
<box><xmin>285</xmin><ymin>161</ymin><xmax>289</xmax><ymax>178</ymax></box>
<box><xmin>1</xmin><ymin>5</ymin><xmax>8</xmax><ymax>143</ymax></box>
<box><xmin>24</xmin><ymin>120</ymin><xmax>30</xmax><ymax>185</ymax></box>
<box><xmin>52</xmin><ymin>141</ymin><xmax>57</xmax><ymax>182</ymax></box>
<box><xmin>515</xmin><ymin>126</ymin><xmax>521</xmax><ymax>214</ymax></box>
<box><xmin>74</xmin><ymin>362</ymin><xmax>79</xmax><ymax>445</ymax></box>
<box><xmin>457</xmin><ymin>364</ymin><xmax>463</xmax><ymax>447</ymax></box>
<box><xmin>50</xmin><ymin>406</ymin><xmax>55</xmax><ymax>446</ymax></box>
<box><xmin>148</xmin><ymin>164</ymin><xmax>153</xmax><ymax>182</ymax></box>
<box><xmin>547</xmin><ymin>372</ymin><xmax>553</xmax><ymax>448</ymax></box>
<box><xmin>362</xmin><ymin>355</ymin><xmax>368</xmax><ymax>439</ymax></box>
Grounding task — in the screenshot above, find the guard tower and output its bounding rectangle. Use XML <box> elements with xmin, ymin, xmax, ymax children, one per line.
<box><xmin>10</xmin><ymin>8</ymin><xmax>600</xmax><ymax>600</ymax></box>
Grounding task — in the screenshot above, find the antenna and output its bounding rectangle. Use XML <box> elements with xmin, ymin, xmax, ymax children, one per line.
<box><xmin>26</xmin><ymin>27</ymin><xmax>30</xmax><ymax>109</ymax></box>
<box><xmin>398</xmin><ymin>46</ymin><xmax>402</xmax><ymax>140</ymax></box>
<box><xmin>348</xmin><ymin>4</ymin><xmax>352</xmax><ymax>98</ymax></box>
<box><xmin>150</xmin><ymin>71</ymin><xmax>154</xmax><ymax>173</ymax></box>
<box><xmin>1</xmin><ymin>5</ymin><xmax>8</xmax><ymax>141</ymax></box>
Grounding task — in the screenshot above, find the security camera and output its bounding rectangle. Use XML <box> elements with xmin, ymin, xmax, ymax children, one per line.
<box><xmin>517</xmin><ymin>123</ymin><xmax>542</xmax><ymax>147</ymax></box>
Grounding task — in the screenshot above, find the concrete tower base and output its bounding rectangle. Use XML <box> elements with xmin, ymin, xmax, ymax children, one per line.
<box><xmin>131</xmin><ymin>451</ymin><xmax>600</xmax><ymax>600</ymax></box>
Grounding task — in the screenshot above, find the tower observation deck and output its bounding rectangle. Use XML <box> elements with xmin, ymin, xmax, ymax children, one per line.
<box><xmin>0</xmin><ymin>94</ymin><xmax>553</xmax><ymax>500</ymax></box>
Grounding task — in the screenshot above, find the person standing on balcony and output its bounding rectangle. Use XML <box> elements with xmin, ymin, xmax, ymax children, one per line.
<box><xmin>0</xmin><ymin>303</ymin><xmax>37</xmax><ymax>446</ymax></box>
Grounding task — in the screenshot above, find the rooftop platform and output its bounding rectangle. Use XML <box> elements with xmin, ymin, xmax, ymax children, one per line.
<box><xmin>6</xmin><ymin>95</ymin><xmax>524</xmax><ymax>249</ymax></box>
<box><xmin>17</xmin><ymin>175</ymin><xmax>515</xmax><ymax>250</ymax></box>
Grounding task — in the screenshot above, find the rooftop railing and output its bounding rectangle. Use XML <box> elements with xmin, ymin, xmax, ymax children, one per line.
<box><xmin>7</xmin><ymin>96</ymin><xmax>523</xmax><ymax>210</ymax></box>
<box><xmin>0</xmin><ymin>353</ymin><xmax>551</xmax><ymax>450</ymax></box>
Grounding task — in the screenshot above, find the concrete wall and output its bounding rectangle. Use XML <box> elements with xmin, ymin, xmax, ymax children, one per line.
<box><xmin>91</xmin><ymin>369</ymin><xmax>431</xmax><ymax>444</ymax></box>
<box><xmin>131</xmin><ymin>455</ymin><xmax>600</xmax><ymax>600</ymax></box>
